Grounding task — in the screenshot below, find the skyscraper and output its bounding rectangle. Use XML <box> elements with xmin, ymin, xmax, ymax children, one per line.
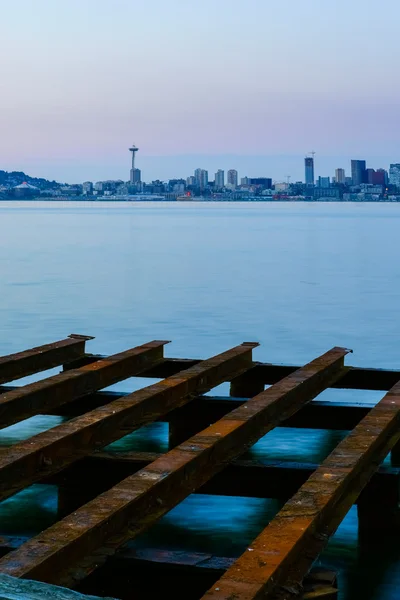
<box><xmin>194</xmin><ymin>168</ymin><xmax>208</xmax><ymax>189</ymax></box>
<box><xmin>335</xmin><ymin>168</ymin><xmax>346</xmax><ymax>184</ymax></box>
<box><xmin>227</xmin><ymin>169</ymin><xmax>238</xmax><ymax>188</ymax></box>
<box><xmin>351</xmin><ymin>160</ymin><xmax>366</xmax><ymax>186</ymax></box>
<box><xmin>304</xmin><ymin>157</ymin><xmax>314</xmax><ymax>185</ymax></box>
<box><xmin>215</xmin><ymin>170</ymin><xmax>225</xmax><ymax>189</ymax></box>
<box><xmin>389</xmin><ymin>164</ymin><xmax>400</xmax><ymax>189</ymax></box>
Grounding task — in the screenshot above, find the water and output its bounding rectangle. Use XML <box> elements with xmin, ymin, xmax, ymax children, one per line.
<box><xmin>1</xmin><ymin>200</ymin><xmax>400</xmax><ymax>599</ymax></box>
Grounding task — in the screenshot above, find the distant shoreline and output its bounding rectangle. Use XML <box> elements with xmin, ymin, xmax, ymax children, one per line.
<box><xmin>1</xmin><ymin>198</ymin><xmax>400</xmax><ymax>204</ymax></box>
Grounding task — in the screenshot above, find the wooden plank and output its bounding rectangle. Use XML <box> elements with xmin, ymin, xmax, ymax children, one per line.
<box><xmin>0</xmin><ymin>342</ymin><xmax>257</xmax><ymax>503</ymax></box>
<box><xmin>65</xmin><ymin>355</ymin><xmax>400</xmax><ymax>391</ymax></box>
<box><xmin>18</xmin><ymin>390</ymin><xmax>373</xmax><ymax>432</ymax></box>
<box><xmin>0</xmin><ymin>335</ymin><xmax>92</xmax><ymax>385</ymax></box>
<box><xmin>0</xmin><ymin>340</ymin><xmax>169</xmax><ymax>430</ymax></box>
<box><xmin>0</xmin><ymin>347</ymin><xmax>349</xmax><ymax>585</ymax></box>
<box><xmin>199</xmin><ymin>379</ymin><xmax>400</xmax><ymax>600</ymax></box>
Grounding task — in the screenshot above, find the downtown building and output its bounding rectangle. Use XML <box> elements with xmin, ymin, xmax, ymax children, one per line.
<box><xmin>351</xmin><ymin>160</ymin><xmax>367</xmax><ymax>185</ymax></box>
<box><xmin>304</xmin><ymin>157</ymin><xmax>314</xmax><ymax>185</ymax></box>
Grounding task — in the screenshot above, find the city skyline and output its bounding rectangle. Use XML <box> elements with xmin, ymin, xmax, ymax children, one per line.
<box><xmin>2</xmin><ymin>0</ymin><xmax>400</xmax><ymax>182</ymax></box>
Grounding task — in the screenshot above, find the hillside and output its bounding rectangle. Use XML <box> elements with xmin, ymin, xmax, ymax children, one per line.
<box><xmin>0</xmin><ymin>170</ymin><xmax>61</xmax><ymax>190</ymax></box>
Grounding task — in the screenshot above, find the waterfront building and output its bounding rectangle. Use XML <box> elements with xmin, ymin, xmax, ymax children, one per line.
<box><xmin>335</xmin><ymin>168</ymin><xmax>346</xmax><ymax>184</ymax></box>
<box><xmin>351</xmin><ymin>160</ymin><xmax>366</xmax><ymax>186</ymax></box>
<box><xmin>389</xmin><ymin>164</ymin><xmax>400</xmax><ymax>189</ymax></box>
<box><xmin>318</xmin><ymin>177</ymin><xmax>330</xmax><ymax>188</ymax></box>
<box><xmin>304</xmin><ymin>157</ymin><xmax>314</xmax><ymax>185</ymax></box>
<box><xmin>13</xmin><ymin>182</ymin><xmax>39</xmax><ymax>198</ymax></box>
<box><xmin>215</xmin><ymin>170</ymin><xmax>225</xmax><ymax>189</ymax></box>
<box><xmin>227</xmin><ymin>169</ymin><xmax>238</xmax><ymax>188</ymax></box>
<box><xmin>194</xmin><ymin>168</ymin><xmax>208</xmax><ymax>189</ymax></box>
<box><xmin>249</xmin><ymin>178</ymin><xmax>272</xmax><ymax>189</ymax></box>
<box><xmin>82</xmin><ymin>181</ymin><xmax>93</xmax><ymax>195</ymax></box>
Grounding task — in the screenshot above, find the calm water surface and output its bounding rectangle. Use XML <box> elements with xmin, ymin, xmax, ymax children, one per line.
<box><xmin>1</xmin><ymin>201</ymin><xmax>400</xmax><ymax>599</ymax></box>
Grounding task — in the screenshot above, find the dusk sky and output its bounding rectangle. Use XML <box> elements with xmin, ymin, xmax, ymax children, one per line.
<box><xmin>1</xmin><ymin>0</ymin><xmax>399</xmax><ymax>183</ymax></box>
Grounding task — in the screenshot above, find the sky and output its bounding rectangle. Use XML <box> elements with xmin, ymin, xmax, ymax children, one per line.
<box><xmin>1</xmin><ymin>0</ymin><xmax>400</xmax><ymax>183</ymax></box>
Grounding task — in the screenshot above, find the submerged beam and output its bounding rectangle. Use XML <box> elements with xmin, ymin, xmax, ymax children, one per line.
<box><xmin>0</xmin><ymin>340</ymin><xmax>168</xmax><ymax>430</ymax></box>
<box><xmin>201</xmin><ymin>378</ymin><xmax>400</xmax><ymax>600</ymax></box>
<box><xmin>0</xmin><ymin>347</ymin><xmax>349</xmax><ymax>585</ymax></box>
<box><xmin>51</xmin><ymin>451</ymin><xmax>398</xmax><ymax>513</ymax></box>
<box><xmin>65</xmin><ymin>355</ymin><xmax>400</xmax><ymax>391</ymax></box>
<box><xmin>0</xmin><ymin>335</ymin><xmax>92</xmax><ymax>386</ymax></box>
<box><xmin>0</xmin><ymin>342</ymin><xmax>256</xmax><ymax>503</ymax></box>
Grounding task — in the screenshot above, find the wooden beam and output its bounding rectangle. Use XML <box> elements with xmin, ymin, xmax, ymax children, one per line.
<box><xmin>0</xmin><ymin>343</ymin><xmax>256</xmax><ymax>503</ymax></box>
<box><xmin>200</xmin><ymin>378</ymin><xmax>400</xmax><ymax>600</ymax></box>
<box><xmin>0</xmin><ymin>335</ymin><xmax>92</xmax><ymax>385</ymax></box>
<box><xmin>0</xmin><ymin>347</ymin><xmax>349</xmax><ymax>585</ymax></box>
<box><xmin>50</xmin><ymin>451</ymin><xmax>399</xmax><ymax>507</ymax></box>
<box><xmin>65</xmin><ymin>355</ymin><xmax>400</xmax><ymax>391</ymax></box>
<box><xmin>0</xmin><ymin>340</ymin><xmax>169</xmax><ymax>430</ymax></box>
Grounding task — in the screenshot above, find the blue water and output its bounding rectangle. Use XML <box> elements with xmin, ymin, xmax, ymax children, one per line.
<box><xmin>0</xmin><ymin>201</ymin><xmax>400</xmax><ymax>599</ymax></box>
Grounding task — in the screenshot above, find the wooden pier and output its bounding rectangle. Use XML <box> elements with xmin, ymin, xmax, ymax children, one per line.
<box><xmin>0</xmin><ymin>335</ymin><xmax>400</xmax><ymax>599</ymax></box>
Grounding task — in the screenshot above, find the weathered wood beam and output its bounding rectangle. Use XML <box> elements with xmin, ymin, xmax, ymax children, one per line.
<box><xmin>0</xmin><ymin>343</ymin><xmax>256</xmax><ymax>503</ymax></box>
<box><xmin>51</xmin><ymin>452</ymin><xmax>399</xmax><ymax>519</ymax></box>
<box><xmin>0</xmin><ymin>335</ymin><xmax>92</xmax><ymax>385</ymax></box>
<box><xmin>200</xmin><ymin>377</ymin><xmax>400</xmax><ymax>600</ymax></box>
<box><xmin>0</xmin><ymin>347</ymin><xmax>349</xmax><ymax>585</ymax></box>
<box><xmin>0</xmin><ymin>340</ymin><xmax>168</xmax><ymax>430</ymax></box>
<box><xmin>65</xmin><ymin>355</ymin><xmax>400</xmax><ymax>391</ymax></box>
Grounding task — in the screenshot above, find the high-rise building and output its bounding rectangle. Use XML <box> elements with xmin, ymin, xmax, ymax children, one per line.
<box><xmin>241</xmin><ymin>177</ymin><xmax>250</xmax><ymax>186</ymax></box>
<box><xmin>389</xmin><ymin>164</ymin><xmax>400</xmax><ymax>188</ymax></box>
<box><xmin>194</xmin><ymin>168</ymin><xmax>208</xmax><ymax>189</ymax></box>
<box><xmin>227</xmin><ymin>169</ymin><xmax>238</xmax><ymax>188</ymax></box>
<box><xmin>335</xmin><ymin>168</ymin><xmax>346</xmax><ymax>184</ymax></box>
<box><xmin>215</xmin><ymin>170</ymin><xmax>225</xmax><ymax>189</ymax></box>
<box><xmin>305</xmin><ymin>157</ymin><xmax>314</xmax><ymax>185</ymax></box>
<box><xmin>351</xmin><ymin>160</ymin><xmax>366</xmax><ymax>186</ymax></box>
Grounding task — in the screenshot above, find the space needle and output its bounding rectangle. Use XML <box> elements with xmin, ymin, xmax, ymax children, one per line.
<box><xmin>129</xmin><ymin>144</ymin><xmax>139</xmax><ymax>184</ymax></box>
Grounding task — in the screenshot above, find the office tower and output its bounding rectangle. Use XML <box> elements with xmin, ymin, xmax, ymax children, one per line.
<box><xmin>194</xmin><ymin>168</ymin><xmax>208</xmax><ymax>189</ymax></box>
<box><xmin>215</xmin><ymin>170</ymin><xmax>225</xmax><ymax>189</ymax></box>
<box><xmin>305</xmin><ymin>157</ymin><xmax>314</xmax><ymax>185</ymax></box>
<box><xmin>389</xmin><ymin>164</ymin><xmax>400</xmax><ymax>188</ymax></box>
<box><xmin>351</xmin><ymin>160</ymin><xmax>366</xmax><ymax>185</ymax></box>
<box><xmin>227</xmin><ymin>169</ymin><xmax>238</xmax><ymax>188</ymax></box>
<box><xmin>335</xmin><ymin>168</ymin><xmax>346</xmax><ymax>184</ymax></box>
